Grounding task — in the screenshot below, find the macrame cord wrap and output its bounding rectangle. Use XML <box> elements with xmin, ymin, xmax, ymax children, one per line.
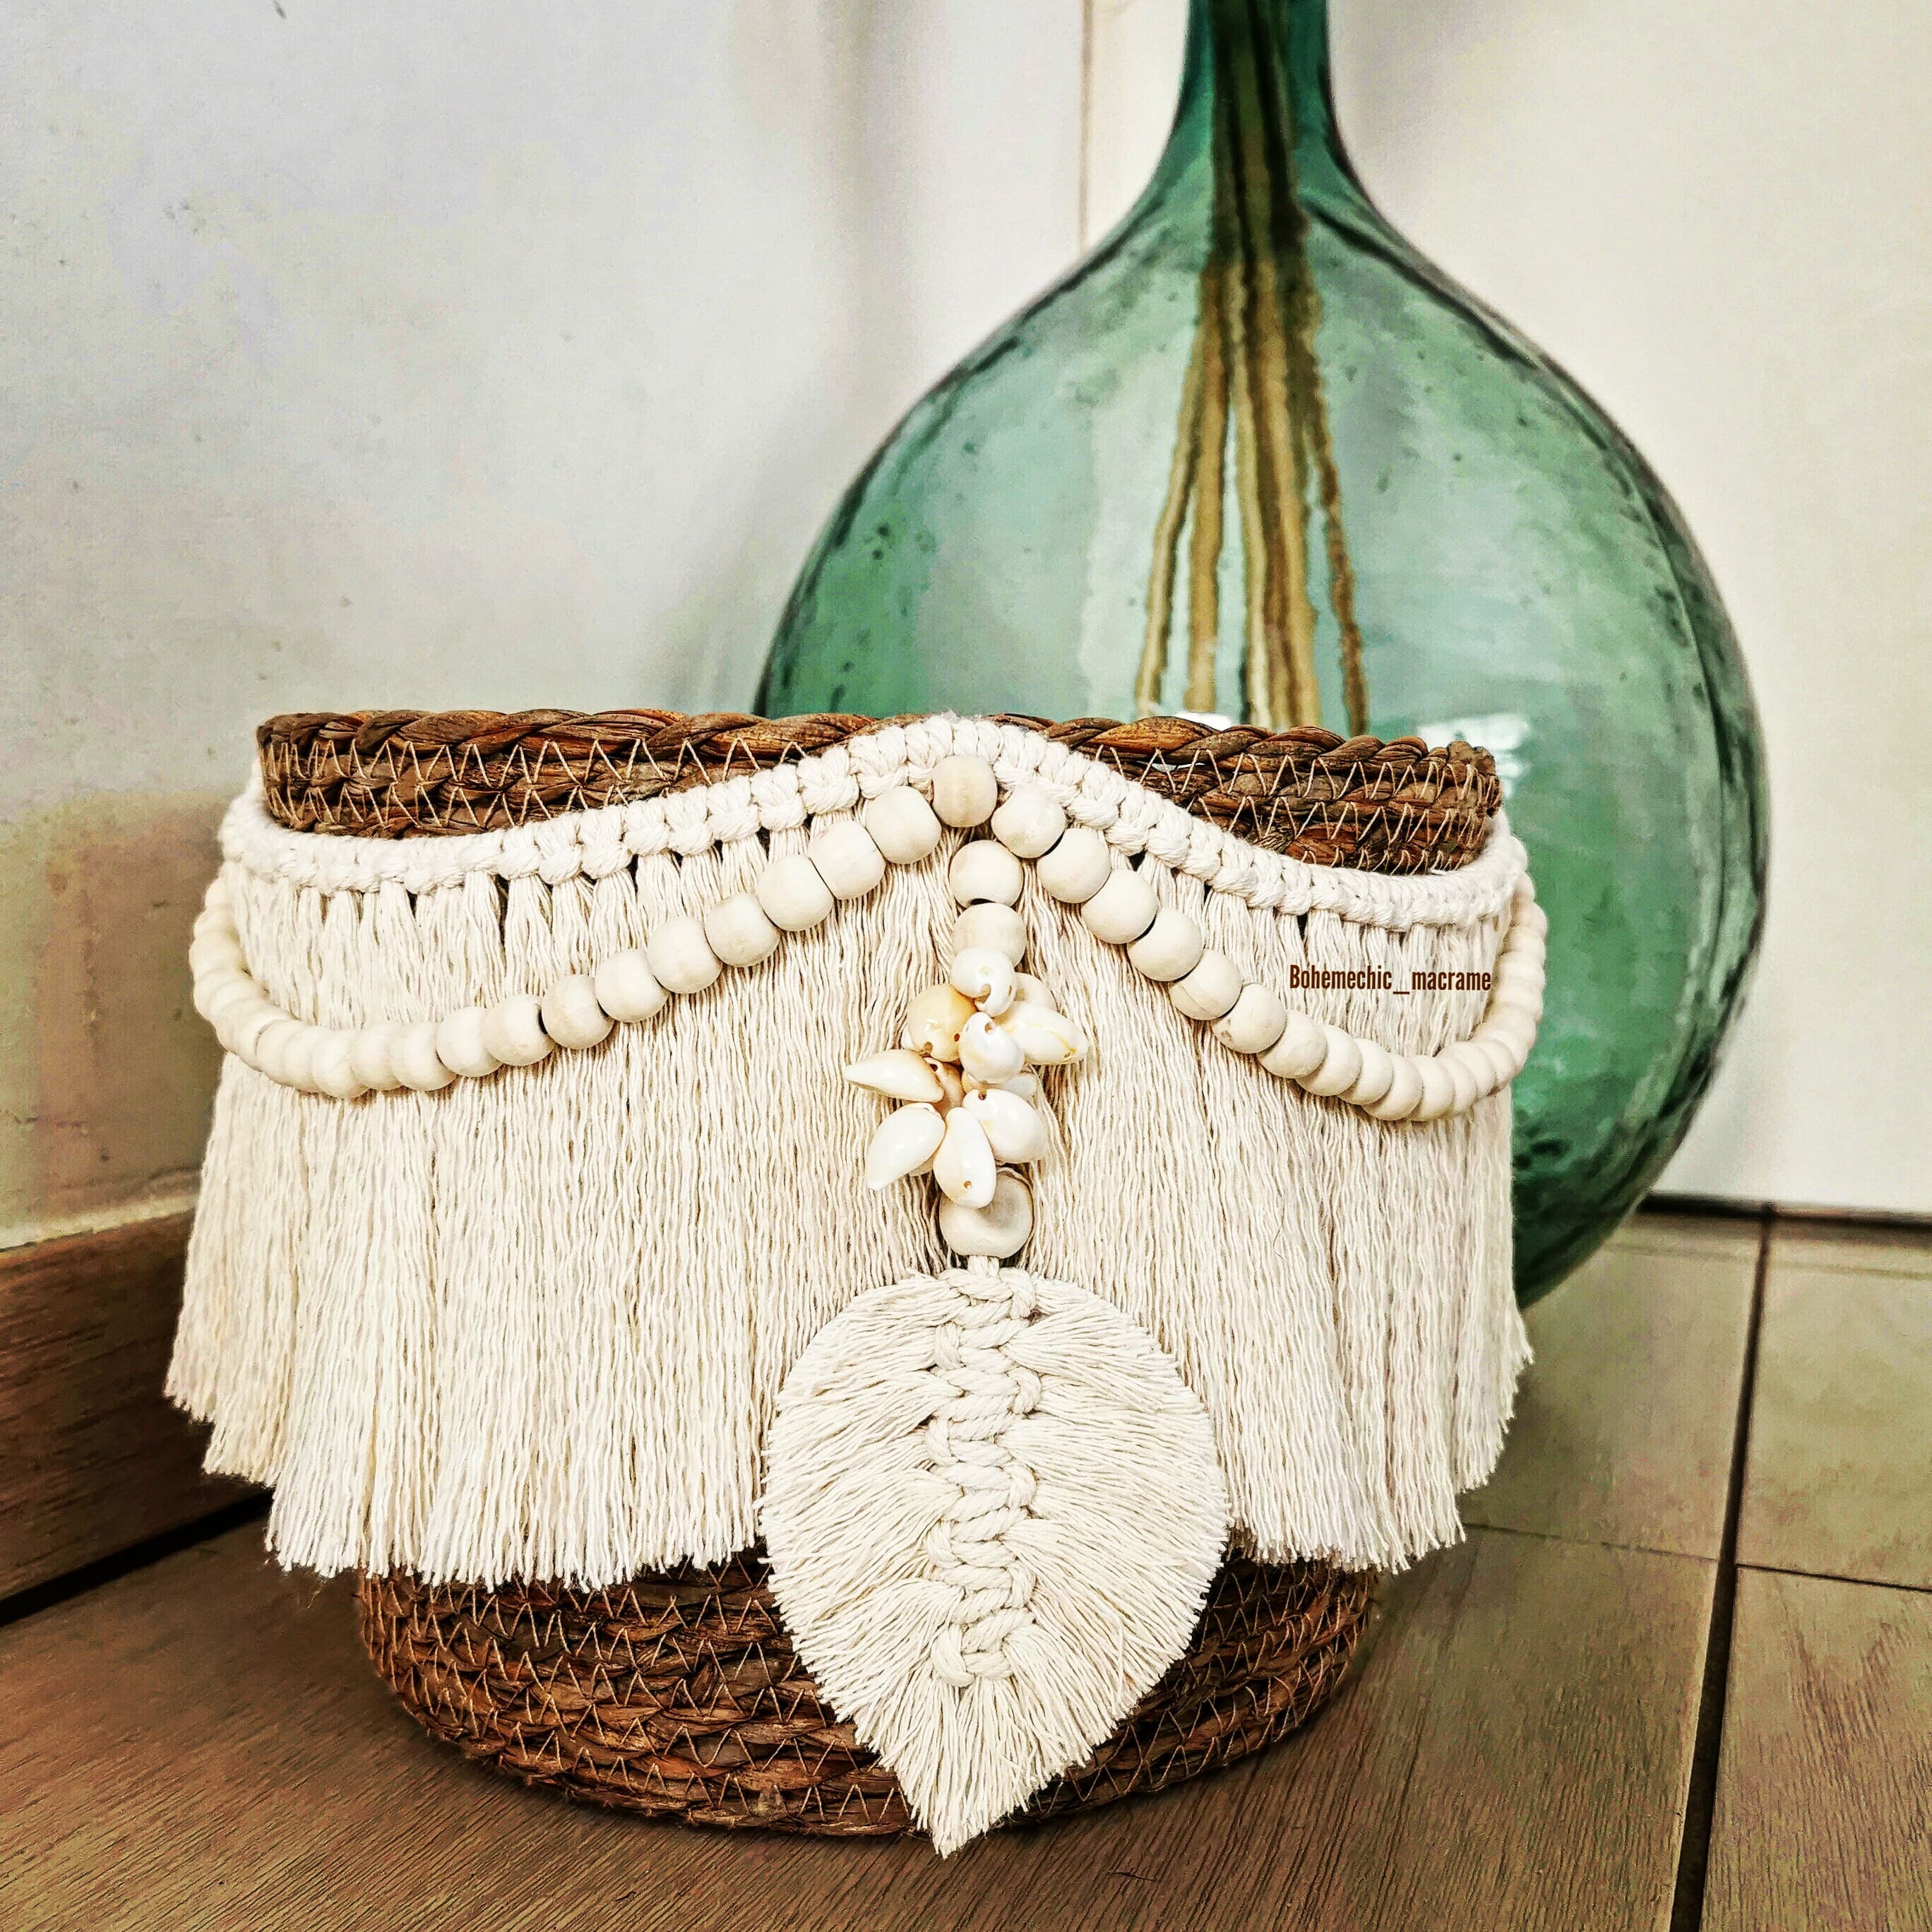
<box><xmin>172</xmin><ymin>712</ymin><xmax>1541</xmax><ymax>1853</ymax></box>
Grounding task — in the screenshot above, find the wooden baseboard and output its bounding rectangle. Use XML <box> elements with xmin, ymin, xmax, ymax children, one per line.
<box><xmin>0</xmin><ymin>1213</ymin><xmax>251</xmax><ymax>1601</ymax></box>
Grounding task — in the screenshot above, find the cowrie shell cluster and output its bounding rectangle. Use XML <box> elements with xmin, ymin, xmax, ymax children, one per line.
<box><xmin>847</xmin><ymin>903</ymin><xmax>1086</xmax><ymax>1257</ymax></box>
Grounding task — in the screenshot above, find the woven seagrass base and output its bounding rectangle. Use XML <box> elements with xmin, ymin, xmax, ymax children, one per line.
<box><xmin>359</xmin><ymin>1551</ymin><xmax>1374</xmax><ymax>1836</ymax></box>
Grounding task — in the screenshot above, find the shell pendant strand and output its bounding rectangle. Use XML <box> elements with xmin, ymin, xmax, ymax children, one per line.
<box><xmin>763</xmin><ymin>844</ymin><xmax>1229</xmax><ymax>1854</ymax></box>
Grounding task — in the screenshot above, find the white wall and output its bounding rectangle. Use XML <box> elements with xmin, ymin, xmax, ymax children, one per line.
<box><xmin>4</xmin><ymin>0</ymin><xmax>1923</xmax><ymax>1244</ymax></box>
<box><xmin>0</xmin><ymin>0</ymin><xmax>1083</xmax><ymax>1245</ymax></box>
<box><xmin>1087</xmin><ymin>0</ymin><xmax>1932</xmax><ymax>1216</ymax></box>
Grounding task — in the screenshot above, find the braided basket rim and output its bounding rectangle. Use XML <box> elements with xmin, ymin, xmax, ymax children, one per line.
<box><xmin>256</xmin><ymin>708</ymin><xmax>1501</xmax><ymax>873</ymax></box>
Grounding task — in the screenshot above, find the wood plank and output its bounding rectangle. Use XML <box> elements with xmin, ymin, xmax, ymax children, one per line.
<box><xmin>1704</xmin><ymin>1568</ymin><xmax>1932</xmax><ymax>1932</ymax></box>
<box><xmin>1736</xmin><ymin>1240</ymin><xmax>1932</xmax><ymax>1590</ymax></box>
<box><xmin>1463</xmin><ymin>1217</ymin><xmax>1759</xmax><ymax>1558</ymax></box>
<box><xmin>1767</xmin><ymin>1217</ymin><xmax>1932</xmax><ymax>1280</ymax></box>
<box><xmin>0</xmin><ymin>1522</ymin><xmax>1713</xmax><ymax>1932</ymax></box>
<box><xmin>0</xmin><ymin>1214</ymin><xmax>249</xmax><ymax>1599</ymax></box>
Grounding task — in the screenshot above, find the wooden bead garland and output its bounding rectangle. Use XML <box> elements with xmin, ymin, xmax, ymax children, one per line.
<box><xmin>192</xmin><ymin>748</ymin><xmax>1547</xmax><ymax>1123</ymax></box>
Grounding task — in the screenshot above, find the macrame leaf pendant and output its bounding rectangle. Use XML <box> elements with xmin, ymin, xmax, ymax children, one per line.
<box><xmin>762</xmin><ymin>1265</ymin><xmax>1228</xmax><ymax>1854</ymax></box>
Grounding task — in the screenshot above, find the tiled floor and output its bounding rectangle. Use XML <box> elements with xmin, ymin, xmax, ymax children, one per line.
<box><xmin>2</xmin><ymin>1210</ymin><xmax>1926</xmax><ymax>1931</ymax></box>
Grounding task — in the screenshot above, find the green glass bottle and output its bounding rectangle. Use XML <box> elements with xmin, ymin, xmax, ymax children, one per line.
<box><xmin>758</xmin><ymin>0</ymin><xmax>1767</xmax><ymax>1301</ymax></box>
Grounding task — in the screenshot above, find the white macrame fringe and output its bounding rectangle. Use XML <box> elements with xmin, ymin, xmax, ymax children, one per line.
<box><xmin>171</xmin><ymin>783</ymin><xmax>1529</xmax><ymax>1589</ymax></box>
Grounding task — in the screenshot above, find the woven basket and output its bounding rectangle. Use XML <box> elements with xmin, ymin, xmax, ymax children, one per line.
<box><xmin>259</xmin><ymin>708</ymin><xmax>1496</xmax><ymax>1835</ymax></box>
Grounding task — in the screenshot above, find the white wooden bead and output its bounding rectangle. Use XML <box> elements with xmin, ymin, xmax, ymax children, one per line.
<box><xmin>1409</xmin><ymin>1056</ymin><xmax>1457</xmax><ymax>1121</ymax></box>
<box><xmin>1169</xmin><ymin>950</ymin><xmax>1243</xmax><ymax>1022</ymax></box>
<box><xmin>1258</xmin><ymin>1010</ymin><xmax>1327</xmax><ymax>1080</ymax></box>
<box><xmin>1442</xmin><ymin>1039</ymin><xmax>1500</xmax><ymax>1102</ymax></box>
<box><xmin>436</xmin><ymin>1006</ymin><xmax>501</xmax><ymax>1079</ymax></box>
<box><xmin>194</xmin><ymin>972</ymin><xmax>253</xmax><ymax>1024</ymax></box>
<box><xmin>808</xmin><ymin>821</ymin><xmax>887</xmax><ymax>900</ymax></box>
<box><xmin>281</xmin><ymin>1025</ymin><xmax>324</xmax><ymax>1093</ymax></box>
<box><xmin>1367</xmin><ymin>1055</ymin><xmax>1426</xmax><ymax>1121</ymax></box>
<box><xmin>349</xmin><ymin>1022</ymin><xmax>405</xmax><ymax>1092</ymax></box>
<box><xmin>703</xmin><ymin>893</ymin><xmax>782</xmax><ymax>969</ymax></box>
<box><xmin>989</xmin><ymin>786</ymin><xmax>1067</xmax><ymax>860</ymax></box>
<box><xmin>1079</xmin><ymin>867</ymin><xmax>1159</xmax><ymax>945</ymax></box>
<box><xmin>1297</xmin><ymin>1025</ymin><xmax>1364</xmax><ymax>1098</ymax></box>
<box><xmin>753</xmin><ymin>853</ymin><xmax>834</xmax><ymax>933</ymax></box>
<box><xmin>1485</xmin><ymin>1011</ymin><xmax>1537</xmax><ymax>1061</ymax></box>
<box><xmin>1034</xmin><ymin>825</ymin><xmax>1111</xmax><ymax>903</ymax></box>
<box><xmin>189</xmin><ymin>934</ymin><xmax>244</xmax><ymax>978</ymax></box>
<box><xmin>203</xmin><ymin>873</ymin><xmax>232</xmax><ymax>912</ymax></box>
<box><xmin>931</xmin><ymin>754</ymin><xmax>998</xmax><ymax>828</ymax></box>
<box><xmin>938</xmin><ymin>1171</ymin><xmax>1033</xmax><ymax>1260</ymax></box>
<box><xmin>542</xmin><ymin>974</ymin><xmax>614</xmax><ymax>1049</ymax></box>
<box><xmin>1342</xmin><ymin>1039</ymin><xmax>1396</xmax><ymax>1109</ymax></box>
<box><xmin>1470</xmin><ymin>1033</ymin><xmax>1522</xmax><ymax>1087</ymax></box>
<box><xmin>948</xmin><ymin>840</ymin><xmax>1023</xmax><ymax>907</ymax></box>
<box><xmin>861</xmin><ymin>785</ymin><xmax>943</xmax><ymax>865</ymax></box>
<box><xmin>1126</xmin><ymin>907</ymin><xmax>1205</xmax><ymax>984</ymax></box>
<box><xmin>593</xmin><ymin>949</ymin><xmax>668</xmax><ymax>1023</ymax></box>
<box><xmin>1443</xmin><ymin>1051</ymin><xmax>1482</xmax><ymax>1114</ymax></box>
<box><xmin>647</xmin><ymin>915</ymin><xmax>723</xmax><ymax>996</ymax></box>
<box><xmin>222</xmin><ymin>1001</ymin><xmax>283</xmax><ymax>1061</ymax></box>
<box><xmin>392</xmin><ymin>1020</ymin><xmax>457</xmax><ymax>1092</ymax></box>
<box><xmin>311</xmin><ymin>1030</ymin><xmax>369</xmax><ymax>1100</ymax></box>
<box><xmin>1213</xmin><ymin>983</ymin><xmax>1290</xmax><ymax>1056</ymax></box>
<box><xmin>483</xmin><ymin>994</ymin><xmax>554</xmax><ymax>1068</ymax></box>
<box><xmin>953</xmin><ymin>902</ymin><xmax>1027</xmax><ymax>965</ymax></box>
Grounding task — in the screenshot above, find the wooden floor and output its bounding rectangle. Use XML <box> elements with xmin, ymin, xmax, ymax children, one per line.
<box><xmin>4</xmin><ymin>1212</ymin><xmax>1928</xmax><ymax>1931</ymax></box>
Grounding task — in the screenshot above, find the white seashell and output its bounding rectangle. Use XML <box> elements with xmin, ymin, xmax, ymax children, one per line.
<box><xmin>647</xmin><ymin>914</ymin><xmax>723</xmax><ymax>996</ymax></box>
<box><xmin>996</xmin><ymin>1000</ymin><xmax>1086</xmax><ymax>1066</ymax></box>
<box><xmin>902</xmin><ymin>984</ymin><xmax>975</xmax><ymax>1062</ymax></box>
<box><xmin>948</xmin><ymin>946</ymin><xmax>1016</xmax><ymax>1015</ymax></box>
<box><xmin>932</xmin><ymin>1107</ymin><xmax>996</xmax><ymax>1206</ymax></box>
<box><xmin>989</xmin><ymin>785</ymin><xmax>1066</xmax><ymax>859</ymax></box>
<box><xmin>1034</xmin><ymin>825</ymin><xmax>1112</xmax><ymax>904</ymax></box>
<box><xmin>845</xmin><ymin>1049</ymin><xmax>946</xmax><ymax>1104</ymax></box>
<box><xmin>1257</xmin><ymin>1010</ymin><xmax>1325</xmax><ymax>1080</ymax></box>
<box><xmin>1010</xmin><ymin>972</ymin><xmax>1056</xmax><ymax>1010</ymax></box>
<box><xmin>1212</xmin><ymin>983</ymin><xmax>1289</xmax><ymax>1056</ymax></box>
<box><xmin>1296</xmin><ymin>1025</ymin><xmax>1362</xmax><ymax>1099</ymax></box>
<box><xmin>1079</xmin><ymin>866</ymin><xmax>1159</xmax><ymax>945</ymax></box>
<box><xmin>310</xmin><ymin>1030</ymin><xmax>369</xmax><ymax>1100</ymax></box>
<box><xmin>482</xmin><ymin>994</ymin><xmax>554</xmax><ymax>1068</ymax></box>
<box><xmin>391</xmin><ymin>1020</ymin><xmax>456</xmax><ymax>1092</ymax></box>
<box><xmin>1168</xmin><ymin>950</ymin><xmax>1243</xmax><ymax>1022</ymax></box>
<box><xmin>348</xmin><ymin>1022</ymin><xmax>405</xmax><ymax>1092</ymax></box>
<box><xmin>1367</xmin><ymin>1054</ymin><xmax>1426</xmax><ymax>1121</ymax></box>
<box><xmin>995</xmin><ymin>1069</ymin><xmax>1042</xmax><ymax>1104</ymax></box>
<box><xmin>593</xmin><ymin>949</ymin><xmax>668</xmax><ymax>1023</ymax></box>
<box><xmin>930</xmin><ymin>1057</ymin><xmax>967</xmax><ymax>1112</ymax></box>
<box><xmin>953</xmin><ymin>902</ymin><xmax>1027</xmax><ymax>965</ymax></box>
<box><xmin>861</xmin><ymin>785</ymin><xmax>944</xmax><ymax>864</ymax></box>
<box><xmin>936</xmin><ymin>1171</ymin><xmax>1034</xmax><ymax>1260</ymax></box>
<box><xmin>930</xmin><ymin>753</ymin><xmax>998</xmax><ymax>828</ymax></box>
<box><xmin>961</xmin><ymin>1086</ymin><xmax>1050</xmax><ymax>1164</ymax></box>
<box><xmin>948</xmin><ymin>840</ymin><xmax>1023</xmax><ymax>908</ymax></box>
<box><xmin>703</xmin><ymin>893</ymin><xmax>782</xmax><ymax>969</ymax></box>
<box><xmin>434</xmin><ymin>1006</ymin><xmax>501</xmax><ymax>1080</ymax></box>
<box><xmin>1342</xmin><ymin>1039</ymin><xmax>1396</xmax><ymax>1109</ymax></box>
<box><xmin>958</xmin><ymin>1011</ymin><xmax>1027</xmax><ymax>1085</ymax></box>
<box><xmin>864</xmin><ymin>1102</ymin><xmax>947</xmax><ymax>1188</ymax></box>
<box><xmin>1126</xmin><ymin>907</ymin><xmax>1205</xmax><ymax>984</ymax></box>
<box><xmin>542</xmin><ymin>974</ymin><xmax>614</xmax><ymax>1049</ymax></box>
<box><xmin>809</xmin><ymin>820</ymin><xmax>888</xmax><ymax>900</ymax></box>
<box><xmin>756</xmin><ymin>852</ymin><xmax>837</xmax><ymax>933</ymax></box>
